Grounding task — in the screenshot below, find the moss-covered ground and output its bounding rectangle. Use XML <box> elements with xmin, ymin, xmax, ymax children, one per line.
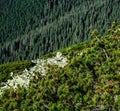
<box><xmin>0</xmin><ymin>24</ymin><xmax>120</xmax><ymax>110</ymax></box>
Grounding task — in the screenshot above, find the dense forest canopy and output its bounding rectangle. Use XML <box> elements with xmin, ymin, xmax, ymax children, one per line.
<box><xmin>0</xmin><ymin>0</ymin><xmax>120</xmax><ymax>63</ymax></box>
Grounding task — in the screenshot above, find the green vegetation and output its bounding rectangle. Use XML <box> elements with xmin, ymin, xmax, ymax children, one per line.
<box><xmin>0</xmin><ymin>0</ymin><xmax>120</xmax><ymax>63</ymax></box>
<box><xmin>0</xmin><ymin>61</ymin><xmax>35</xmax><ymax>85</ymax></box>
<box><xmin>0</xmin><ymin>24</ymin><xmax>120</xmax><ymax>110</ymax></box>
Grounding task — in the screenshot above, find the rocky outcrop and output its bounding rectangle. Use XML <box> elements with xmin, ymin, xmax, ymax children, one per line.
<box><xmin>0</xmin><ymin>52</ymin><xmax>68</xmax><ymax>95</ymax></box>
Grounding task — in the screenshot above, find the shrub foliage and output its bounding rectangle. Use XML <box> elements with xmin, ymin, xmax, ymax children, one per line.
<box><xmin>0</xmin><ymin>24</ymin><xmax>120</xmax><ymax>110</ymax></box>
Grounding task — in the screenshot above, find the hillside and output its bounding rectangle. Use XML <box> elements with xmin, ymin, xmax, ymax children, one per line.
<box><xmin>0</xmin><ymin>23</ymin><xmax>120</xmax><ymax>110</ymax></box>
<box><xmin>0</xmin><ymin>0</ymin><xmax>120</xmax><ymax>64</ymax></box>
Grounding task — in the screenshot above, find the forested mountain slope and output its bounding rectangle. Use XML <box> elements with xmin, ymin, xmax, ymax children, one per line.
<box><xmin>0</xmin><ymin>0</ymin><xmax>120</xmax><ymax>63</ymax></box>
<box><xmin>0</xmin><ymin>23</ymin><xmax>120</xmax><ymax>110</ymax></box>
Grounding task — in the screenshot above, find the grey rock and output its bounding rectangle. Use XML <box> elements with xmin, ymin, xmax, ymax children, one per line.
<box><xmin>0</xmin><ymin>52</ymin><xmax>68</xmax><ymax>95</ymax></box>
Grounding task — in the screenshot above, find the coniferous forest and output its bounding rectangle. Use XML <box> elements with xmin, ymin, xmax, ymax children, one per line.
<box><xmin>0</xmin><ymin>0</ymin><xmax>120</xmax><ymax>110</ymax></box>
<box><xmin>0</xmin><ymin>0</ymin><xmax>120</xmax><ymax>63</ymax></box>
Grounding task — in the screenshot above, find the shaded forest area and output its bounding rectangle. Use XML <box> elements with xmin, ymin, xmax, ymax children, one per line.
<box><xmin>0</xmin><ymin>0</ymin><xmax>120</xmax><ymax>64</ymax></box>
